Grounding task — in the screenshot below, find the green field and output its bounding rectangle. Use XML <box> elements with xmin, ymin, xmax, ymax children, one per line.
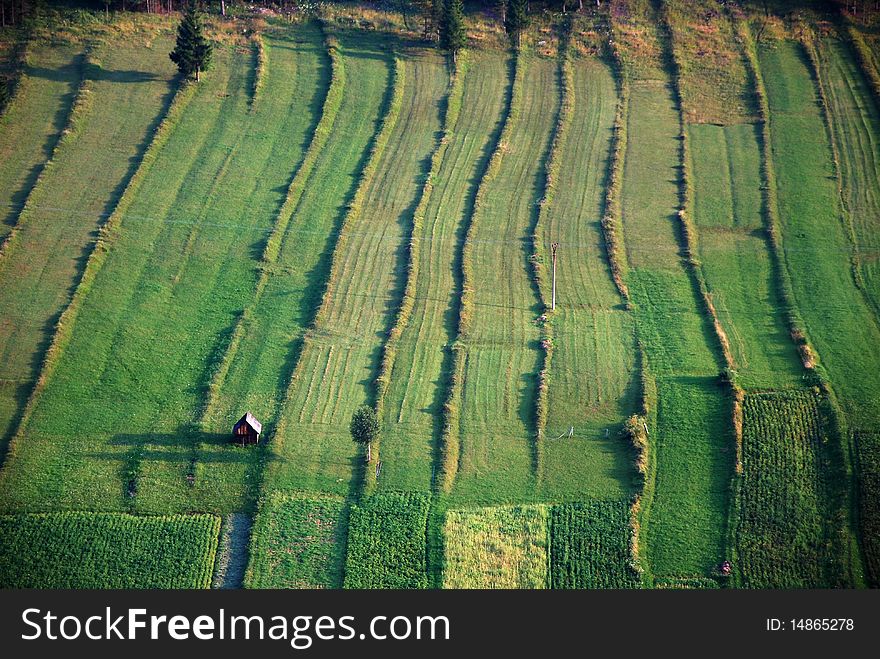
<box><xmin>443</xmin><ymin>504</ymin><xmax>548</xmax><ymax>588</ymax></box>
<box><xmin>343</xmin><ymin>491</ymin><xmax>430</xmax><ymax>588</ymax></box>
<box><xmin>0</xmin><ymin>34</ymin><xmax>176</xmax><ymax>467</ymax></box>
<box><xmin>538</xmin><ymin>56</ymin><xmax>638</xmax><ymax>502</ymax></box>
<box><xmin>451</xmin><ymin>53</ymin><xmax>558</xmax><ymax>503</ymax></box>
<box><xmin>550</xmin><ymin>500</ymin><xmax>640</xmax><ymax>589</ymax></box>
<box><xmin>758</xmin><ymin>37</ymin><xmax>880</xmax><ymax>585</ymax></box>
<box><xmin>377</xmin><ymin>50</ymin><xmax>508</xmax><ymax>494</ymax></box>
<box><xmin>0</xmin><ymin>511</ymin><xmax>219</xmax><ymax>588</ymax></box>
<box><xmin>0</xmin><ymin>26</ymin><xmax>327</xmax><ymax>513</ymax></box>
<box><xmin>731</xmin><ymin>391</ymin><xmax>851</xmax><ymax>588</ymax></box>
<box><xmin>245</xmin><ymin>492</ymin><xmax>346</xmax><ymax>589</ymax></box>
<box><xmin>815</xmin><ymin>37</ymin><xmax>880</xmax><ymax>321</ymax></box>
<box><xmin>265</xmin><ymin>45</ymin><xmax>446</xmax><ymax>498</ymax></box>
<box><xmin>0</xmin><ymin>4</ymin><xmax>878</xmax><ymax>590</ymax></box>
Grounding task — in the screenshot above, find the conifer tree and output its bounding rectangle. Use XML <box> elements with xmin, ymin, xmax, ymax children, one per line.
<box><xmin>505</xmin><ymin>0</ymin><xmax>529</xmax><ymax>49</ymax></box>
<box><xmin>439</xmin><ymin>0</ymin><xmax>466</xmax><ymax>66</ymax></box>
<box><xmin>169</xmin><ymin>2</ymin><xmax>213</xmax><ymax>82</ymax></box>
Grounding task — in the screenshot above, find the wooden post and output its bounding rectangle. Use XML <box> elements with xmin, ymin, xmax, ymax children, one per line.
<box><xmin>551</xmin><ymin>242</ymin><xmax>559</xmax><ymax>311</ymax></box>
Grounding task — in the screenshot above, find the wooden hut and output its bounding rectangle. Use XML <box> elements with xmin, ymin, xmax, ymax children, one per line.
<box><xmin>232</xmin><ymin>412</ymin><xmax>262</xmax><ymax>446</ymax></box>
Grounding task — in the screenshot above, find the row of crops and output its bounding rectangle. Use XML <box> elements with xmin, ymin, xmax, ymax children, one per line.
<box><xmin>0</xmin><ymin>512</ymin><xmax>220</xmax><ymax>588</ymax></box>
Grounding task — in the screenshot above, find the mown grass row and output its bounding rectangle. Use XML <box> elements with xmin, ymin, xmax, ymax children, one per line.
<box><xmin>379</xmin><ymin>50</ymin><xmax>509</xmax><ymax>494</ymax></box>
<box><xmin>266</xmin><ymin>45</ymin><xmax>448</xmax><ymax>498</ymax></box>
<box><xmin>0</xmin><ymin>41</ymin><xmax>80</xmax><ymax>246</ymax></box>
<box><xmin>0</xmin><ymin>512</ymin><xmax>220</xmax><ymax>588</ymax></box>
<box><xmin>533</xmin><ymin>16</ymin><xmax>638</xmax><ymax>503</ymax></box>
<box><xmin>452</xmin><ymin>51</ymin><xmax>559</xmax><ymax>503</ymax></box>
<box><xmin>366</xmin><ymin>53</ymin><xmax>461</xmax><ymax>492</ymax></box>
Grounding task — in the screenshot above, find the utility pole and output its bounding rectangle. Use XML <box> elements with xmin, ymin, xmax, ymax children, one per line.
<box><xmin>551</xmin><ymin>242</ymin><xmax>559</xmax><ymax>311</ymax></box>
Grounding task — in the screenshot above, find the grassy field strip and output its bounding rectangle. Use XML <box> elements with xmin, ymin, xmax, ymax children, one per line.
<box><xmin>245</xmin><ymin>492</ymin><xmax>347</xmax><ymax>588</ymax></box>
<box><xmin>201</xmin><ymin>30</ymin><xmax>392</xmax><ymax>511</ymax></box>
<box><xmin>608</xmin><ymin>1</ymin><xmax>733</xmax><ymax>581</ymax></box>
<box><xmin>730</xmin><ymin>391</ymin><xmax>851</xmax><ymax>587</ymax></box>
<box><xmin>814</xmin><ymin>37</ymin><xmax>880</xmax><ymax>322</ymax></box>
<box><xmin>451</xmin><ymin>54</ymin><xmax>559</xmax><ymax>504</ymax></box>
<box><xmin>847</xmin><ymin>23</ymin><xmax>880</xmax><ymax>101</ymax></box>
<box><xmin>621</xmin><ymin>79</ymin><xmax>730</xmax><ymax>579</ymax></box>
<box><xmin>688</xmin><ymin>125</ymin><xmax>804</xmax><ymax>390</ymax></box>
<box><xmin>756</xmin><ymin>37</ymin><xmax>877</xmax><ymax>585</ymax></box>
<box><xmin>0</xmin><ymin>512</ymin><xmax>220</xmax><ymax>588</ymax></box>
<box><xmin>550</xmin><ymin>500</ymin><xmax>641</xmax><ymax>588</ymax></box>
<box><xmin>266</xmin><ymin>47</ymin><xmax>447</xmax><ymax>497</ymax></box>
<box><xmin>443</xmin><ymin>504</ymin><xmax>548</xmax><ymax>588</ymax></box>
<box><xmin>0</xmin><ymin>42</ymin><xmax>81</xmax><ymax>245</ymax></box>
<box><xmin>343</xmin><ymin>492</ymin><xmax>430</xmax><ymax>588</ymax></box>
<box><xmin>0</xmin><ymin>35</ymin><xmax>176</xmax><ymax>467</ymax></box>
<box><xmin>537</xmin><ymin>48</ymin><xmax>638</xmax><ymax>502</ymax></box>
<box><xmin>0</xmin><ymin>27</ymin><xmax>326</xmax><ymax>513</ymax></box>
<box><xmin>378</xmin><ymin>51</ymin><xmax>509</xmax><ymax>493</ymax></box>
<box><xmin>0</xmin><ymin>42</ymin><xmax>83</xmax><ymax>455</ymax></box>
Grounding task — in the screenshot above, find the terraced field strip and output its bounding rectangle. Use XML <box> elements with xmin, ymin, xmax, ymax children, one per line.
<box><xmin>731</xmin><ymin>390</ymin><xmax>852</xmax><ymax>587</ymax></box>
<box><xmin>343</xmin><ymin>491</ymin><xmax>430</xmax><ymax>588</ymax></box>
<box><xmin>266</xmin><ymin>46</ymin><xmax>447</xmax><ymax>497</ymax></box>
<box><xmin>687</xmin><ymin>123</ymin><xmax>804</xmax><ymax>390</ymax></box>
<box><xmin>0</xmin><ymin>41</ymin><xmax>83</xmax><ymax>455</ymax></box>
<box><xmin>451</xmin><ymin>53</ymin><xmax>558</xmax><ymax>504</ymax></box>
<box><xmin>622</xmin><ymin>78</ymin><xmax>730</xmax><ymax>579</ymax></box>
<box><xmin>0</xmin><ymin>511</ymin><xmax>220</xmax><ymax>588</ymax></box>
<box><xmin>442</xmin><ymin>504</ymin><xmax>548</xmax><ymax>588</ymax></box>
<box><xmin>0</xmin><ymin>26</ymin><xmax>327</xmax><ymax>514</ymax></box>
<box><xmin>377</xmin><ymin>51</ymin><xmax>509</xmax><ymax>493</ymax></box>
<box><xmin>199</xmin><ymin>29</ymin><xmax>391</xmax><ymax>512</ymax></box>
<box><xmin>0</xmin><ymin>41</ymin><xmax>81</xmax><ymax>244</ymax></box>
<box><xmin>538</xmin><ymin>55</ymin><xmax>638</xmax><ymax>502</ymax></box>
<box><xmin>550</xmin><ymin>500</ymin><xmax>640</xmax><ymax>588</ymax></box>
<box><xmin>815</xmin><ymin>37</ymin><xmax>880</xmax><ymax>321</ymax></box>
<box><xmin>0</xmin><ymin>36</ymin><xmax>174</xmax><ymax>463</ymax></box>
<box><xmin>246</xmin><ymin>492</ymin><xmax>347</xmax><ymax>588</ymax></box>
<box><xmin>757</xmin><ymin>38</ymin><xmax>877</xmax><ymax>585</ymax></box>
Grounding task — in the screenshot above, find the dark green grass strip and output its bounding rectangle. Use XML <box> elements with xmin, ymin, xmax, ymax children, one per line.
<box><xmin>731</xmin><ymin>390</ymin><xmax>852</xmax><ymax>588</ymax></box>
<box><xmin>0</xmin><ymin>512</ymin><xmax>220</xmax><ymax>588</ymax></box>
<box><xmin>550</xmin><ymin>500</ymin><xmax>640</xmax><ymax>589</ymax></box>
<box><xmin>343</xmin><ymin>491</ymin><xmax>430</xmax><ymax>589</ymax></box>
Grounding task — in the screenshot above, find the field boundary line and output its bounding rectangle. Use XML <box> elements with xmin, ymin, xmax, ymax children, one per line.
<box><xmin>269</xmin><ymin>47</ymin><xmax>404</xmax><ymax>454</ymax></box>
<box><xmin>249</xmin><ymin>33</ymin><xmax>267</xmax><ymax>111</ymax></box>
<box><xmin>0</xmin><ymin>46</ymin><xmax>92</xmax><ymax>262</ymax></box>
<box><xmin>365</xmin><ymin>51</ymin><xmax>460</xmax><ymax>493</ymax></box>
<box><xmin>0</xmin><ymin>70</ymin><xmax>197</xmax><ymax>469</ymax></box>
<box><xmin>436</xmin><ymin>49</ymin><xmax>518</xmax><ymax>493</ymax></box>
<box><xmin>198</xmin><ymin>22</ymin><xmax>342</xmax><ymax>436</ymax></box>
<box><xmin>530</xmin><ymin>17</ymin><xmax>572</xmax><ymax>484</ymax></box>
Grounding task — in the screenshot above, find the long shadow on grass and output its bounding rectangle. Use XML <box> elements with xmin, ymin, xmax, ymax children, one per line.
<box><xmin>0</xmin><ymin>62</ymin><xmax>179</xmax><ymax>471</ymax></box>
<box><xmin>1</xmin><ymin>56</ymin><xmax>83</xmax><ymax>231</ymax></box>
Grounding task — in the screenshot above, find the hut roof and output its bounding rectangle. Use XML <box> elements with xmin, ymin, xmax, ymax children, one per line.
<box><xmin>234</xmin><ymin>411</ymin><xmax>262</xmax><ymax>434</ymax></box>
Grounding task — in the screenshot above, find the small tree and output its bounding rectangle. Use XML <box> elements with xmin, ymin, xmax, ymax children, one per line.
<box><xmin>350</xmin><ymin>405</ymin><xmax>380</xmax><ymax>463</ymax></box>
<box><xmin>505</xmin><ymin>0</ymin><xmax>529</xmax><ymax>49</ymax></box>
<box><xmin>439</xmin><ymin>0</ymin><xmax>466</xmax><ymax>66</ymax></box>
<box><xmin>170</xmin><ymin>2</ymin><xmax>213</xmax><ymax>82</ymax></box>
